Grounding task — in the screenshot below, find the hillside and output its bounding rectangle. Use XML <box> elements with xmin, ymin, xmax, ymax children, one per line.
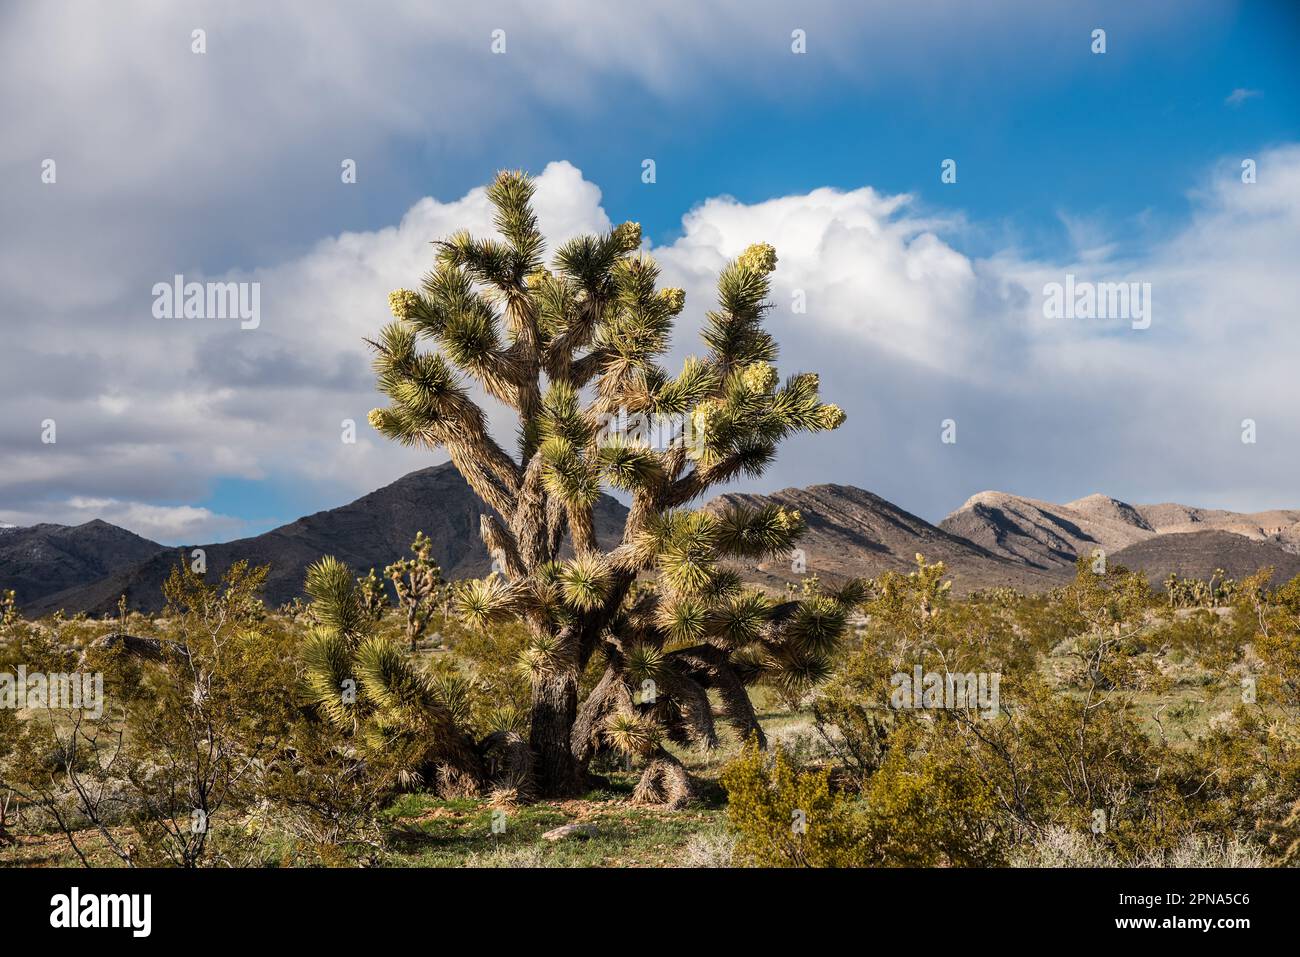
<box><xmin>938</xmin><ymin>491</ymin><xmax>1155</xmax><ymax>570</ymax></box>
<box><xmin>706</xmin><ymin>484</ymin><xmax>1062</xmax><ymax>593</ymax></box>
<box><xmin>27</xmin><ymin>463</ymin><xmax>628</xmax><ymax>616</ymax></box>
<box><xmin>17</xmin><ymin>477</ymin><xmax>1300</xmax><ymax>617</ymax></box>
<box><xmin>1109</xmin><ymin>530</ymin><xmax>1300</xmax><ymax>585</ymax></box>
<box><xmin>0</xmin><ymin>520</ymin><xmax>164</xmax><ymax>606</ymax></box>
<box><xmin>1135</xmin><ymin>503</ymin><xmax>1300</xmax><ymax>545</ymax></box>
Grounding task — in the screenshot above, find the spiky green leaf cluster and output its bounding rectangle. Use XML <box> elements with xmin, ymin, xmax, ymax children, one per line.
<box><xmin>300</xmin><ymin>556</ymin><xmax>485</xmax><ymax>790</ymax></box>
<box><xmin>305</xmin><ymin>557</ymin><xmax>369</xmax><ymax>644</ymax></box>
<box><xmin>604</xmin><ymin>712</ymin><xmax>663</xmax><ymax>757</ymax></box>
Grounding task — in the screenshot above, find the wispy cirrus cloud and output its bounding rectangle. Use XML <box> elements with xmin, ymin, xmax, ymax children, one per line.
<box><xmin>1226</xmin><ymin>87</ymin><xmax>1261</xmax><ymax>107</ymax></box>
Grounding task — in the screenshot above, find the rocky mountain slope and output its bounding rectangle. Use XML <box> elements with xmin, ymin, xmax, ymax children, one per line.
<box><xmin>11</xmin><ymin>474</ymin><xmax>1299</xmax><ymax>617</ymax></box>
<box><xmin>1108</xmin><ymin>530</ymin><xmax>1300</xmax><ymax>584</ymax></box>
<box><xmin>707</xmin><ymin>484</ymin><xmax>1062</xmax><ymax>593</ymax></box>
<box><xmin>1135</xmin><ymin>502</ymin><xmax>1300</xmax><ymax>545</ymax></box>
<box><xmin>24</xmin><ymin>463</ymin><xmax>628</xmax><ymax>616</ymax></box>
<box><xmin>938</xmin><ymin>491</ymin><xmax>1154</xmax><ymax>569</ymax></box>
<box><xmin>0</xmin><ymin>520</ymin><xmax>165</xmax><ymax>606</ymax></box>
<box><xmin>940</xmin><ymin>490</ymin><xmax>1300</xmax><ymax>584</ymax></box>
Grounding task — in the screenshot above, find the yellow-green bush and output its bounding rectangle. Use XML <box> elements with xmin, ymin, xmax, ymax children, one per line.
<box><xmin>860</xmin><ymin>723</ymin><xmax>1006</xmax><ymax>866</ymax></box>
<box><xmin>720</xmin><ymin>740</ymin><xmax>867</xmax><ymax>867</ymax></box>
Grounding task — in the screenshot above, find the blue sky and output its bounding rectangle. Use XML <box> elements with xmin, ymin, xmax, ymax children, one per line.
<box><xmin>297</xmin><ymin>2</ymin><xmax>1300</xmax><ymax>254</ymax></box>
<box><xmin>2</xmin><ymin>1</ymin><xmax>1299</xmax><ymax>543</ymax></box>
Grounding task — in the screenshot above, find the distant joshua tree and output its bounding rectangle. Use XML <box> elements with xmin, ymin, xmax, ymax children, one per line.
<box><xmin>0</xmin><ymin>589</ymin><xmax>17</xmax><ymax>629</ymax></box>
<box><xmin>385</xmin><ymin>531</ymin><xmax>444</xmax><ymax>652</ymax></box>
<box><xmin>365</xmin><ymin>170</ymin><xmax>864</xmax><ymax>801</ymax></box>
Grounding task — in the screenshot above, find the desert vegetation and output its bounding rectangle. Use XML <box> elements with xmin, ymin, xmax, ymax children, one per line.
<box><xmin>3</xmin><ymin>555</ymin><xmax>1299</xmax><ymax>867</ymax></box>
<box><xmin>2</xmin><ymin>172</ymin><xmax>1297</xmax><ymax>868</ymax></box>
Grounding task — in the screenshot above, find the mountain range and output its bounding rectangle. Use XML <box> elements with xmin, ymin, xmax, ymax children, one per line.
<box><xmin>5</xmin><ymin>463</ymin><xmax>1299</xmax><ymax>617</ymax></box>
<box><xmin>0</xmin><ymin>520</ymin><xmax>168</xmax><ymax>609</ymax></box>
<box><xmin>939</xmin><ymin>491</ymin><xmax>1300</xmax><ymax>571</ymax></box>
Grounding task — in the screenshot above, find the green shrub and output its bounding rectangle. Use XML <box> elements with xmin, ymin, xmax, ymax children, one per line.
<box><xmin>720</xmin><ymin>740</ymin><xmax>867</xmax><ymax>867</ymax></box>
<box><xmin>860</xmin><ymin>723</ymin><xmax>1006</xmax><ymax>866</ymax></box>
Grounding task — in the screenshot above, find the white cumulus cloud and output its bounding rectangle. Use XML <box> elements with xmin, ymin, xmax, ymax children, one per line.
<box><xmin>3</xmin><ymin>149</ymin><xmax>1296</xmax><ymax>537</ymax></box>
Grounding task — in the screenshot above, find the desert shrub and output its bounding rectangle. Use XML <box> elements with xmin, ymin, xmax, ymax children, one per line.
<box><xmin>819</xmin><ymin>672</ymin><xmax>1197</xmax><ymax>864</ymax></box>
<box><xmin>0</xmin><ymin>704</ymin><xmax>16</xmax><ymax>845</ymax></box>
<box><xmin>859</xmin><ymin>721</ymin><xmax>1006</xmax><ymax>866</ymax></box>
<box><xmin>1254</xmin><ymin>573</ymin><xmax>1300</xmax><ymax>715</ymax></box>
<box><xmin>811</xmin><ymin>624</ymin><xmax>900</xmax><ymax>780</ymax></box>
<box><xmin>117</xmin><ymin>563</ymin><xmax>301</xmax><ymax>866</ymax></box>
<box><xmin>808</xmin><ymin>558</ymin><xmax>1300</xmax><ymax>866</ymax></box>
<box><xmin>981</xmin><ymin>677</ymin><xmax>1189</xmax><ymax>856</ymax></box>
<box><xmin>443</xmin><ymin>615</ymin><xmax>533</xmax><ymax>721</ymax></box>
<box><xmin>5</xmin><ymin>561</ymin><xmax>302</xmax><ymax>866</ymax></box>
<box><xmin>3</xmin><ymin>558</ymin><xmax>522</xmax><ymax>865</ymax></box>
<box><xmin>720</xmin><ymin>740</ymin><xmax>867</xmax><ymax>867</ymax></box>
<box><xmin>682</xmin><ymin>827</ymin><xmax>737</xmax><ymax>867</ymax></box>
<box><xmin>1138</xmin><ymin>834</ymin><xmax>1266</xmax><ymax>868</ymax></box>
<box><xmin>812</xmin><ymin>559</ymin><xmax>1209</xmax><ymax>862</ymax></box>
<box><xmin>251</xmin><ymin>717</ymin><xmax>393</xmax><ymax>864</ymax></box>
<box><xmin>1010</xmin><ymin>826</ymin><xmax>1266</xmax><ymax>868</ymax></box>
<box><xmin>1153</xmin><ymin>606</ymin><xmax>1254</xmax><ymax>675</ymax></box>
<box><xmin>1007</xmin><ymin>826</ymin><xmax>1118</xmax><ymax>867</ymax></box>
<box><xmin>1261</xmin><ymin>794</ymin><xmax>1300</xmax><ymax>865</ymax></box>
<box><xmin>1046</xmin><ymin>559</ymin><xmax>1166</xmax><ymax>695</ymax></box>
<box><xmin>813</xmin><ymin>555</ymin><xmax>1033</xmax><ymax>781</ymax></box>
<box><xmin>830</xmin><ymin>672</ymin><xmax>1185</xmax><ymax>865</ymax></box>
<box><xmin>1168</xmin><ymin>705</ymin><xmax>1300</xmax><ymax>838</ymax></box>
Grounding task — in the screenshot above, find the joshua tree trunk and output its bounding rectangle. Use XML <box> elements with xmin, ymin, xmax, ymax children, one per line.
<box><xmin>530</xmin><ymin>670</ymin><xmax>585</xmax><ymax>797</ymax></box>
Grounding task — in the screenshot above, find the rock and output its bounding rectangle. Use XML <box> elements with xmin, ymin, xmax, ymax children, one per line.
<box><xmin>542</xmin><ymin>823</ymin><xmax>597</xmax><ymax>842</ymax></box>
<box><xmin>79</xmin><ymin>632</ymin><xmax>190</xmax><ymax>667</ymax></box>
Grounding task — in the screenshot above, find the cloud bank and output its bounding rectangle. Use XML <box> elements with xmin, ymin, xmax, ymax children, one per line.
<box><xmin>0</xmin><ymin>0</ymin><xmax>1283</xmax><ymax>542</ymax></box>
<box><xmin>3</xmin><ymin>148</ymin><xmax>1297</xmax><ymax>541</ymax></box>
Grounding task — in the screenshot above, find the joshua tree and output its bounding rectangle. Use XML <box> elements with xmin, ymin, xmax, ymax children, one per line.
<box><xmin>356</xmin><ymin>567</ymin><xmax>387</xmax><ymax>622</ymax></box>
<box><xmin>367</xmin><ymin>170</ymin><xmax>863</xmax><ymax>800</ymax></box>
<box><xmin>0</xmin><ymin>589</ymin><xmax>17</xmax><ymax>630</ymax></box>
<box><xmin>385</xmin><ymin>531</ymin><xmax>444</xmax><ymax>651</ymax></box>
